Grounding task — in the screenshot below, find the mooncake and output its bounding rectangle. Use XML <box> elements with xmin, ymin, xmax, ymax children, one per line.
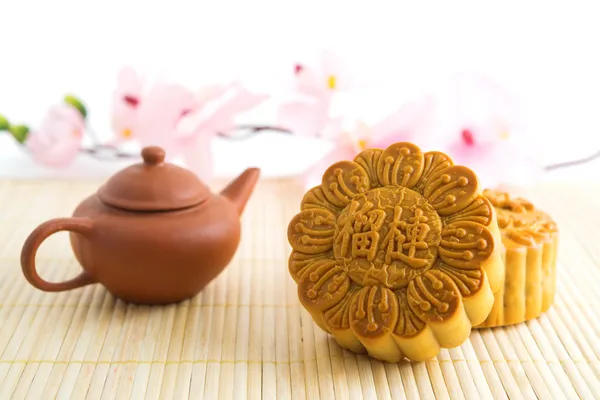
<box><xmin>475</xmin><ymin>189</ymin><xmax>559</xmax><ymax>328</ymax></box>
<box><xmin>287</xmin><ymin>142</ymin><xmax>504</xmax><ymax>362</ymax></box>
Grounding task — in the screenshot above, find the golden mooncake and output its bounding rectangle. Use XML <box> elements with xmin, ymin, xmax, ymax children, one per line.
<box><xmin>287</xmin><ymin>142</ymin><xmax>504</xmax><ymax>362</ymax></box>
<box><xmin>475</xmin><ymin>189</ymin><xmax>559</xmax><ymax>328</ymax></box>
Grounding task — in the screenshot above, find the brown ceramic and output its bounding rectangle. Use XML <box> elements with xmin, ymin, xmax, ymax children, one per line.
<box><xmin>20</xmin><ymin>146</ymin><xmax>260</xmax><ymax>305</ymax></box>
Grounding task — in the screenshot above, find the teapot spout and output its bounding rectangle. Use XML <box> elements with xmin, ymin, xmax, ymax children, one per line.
<box><xmin>220</xmin><ymin>168</ymin><xmax>261</xmax><ymax>215</ymax></box>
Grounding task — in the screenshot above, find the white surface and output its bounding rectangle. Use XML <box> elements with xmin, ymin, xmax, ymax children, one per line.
<box><xmin>1</xmin><ymin>1</ymin><xmax>600</xmax><ymax>183</ymax></box>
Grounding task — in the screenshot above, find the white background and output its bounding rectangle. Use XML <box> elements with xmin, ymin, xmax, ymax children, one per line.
<box><xmin>1</xmin><ymin>1</ymin><xmax>599</xmax><ymax>182</ymax></box>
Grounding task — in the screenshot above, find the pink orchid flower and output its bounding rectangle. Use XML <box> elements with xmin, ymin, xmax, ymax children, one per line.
<box><xmin>276</xmin><ymin>50</ymin><xmax>354</xmax><ymax>138</ymax></box>
<box><xmin>110</xmin><ymin>66</ymin><xmax>144</xmax><ymax>144</ymax></box>
<box><xmin>443</xmin><ymin>121</ymin><xmax>540</xmax><ymax>189</ymax></box>
<box><xmin>125</xmin><ymin>75</ymin><xmax>266</xmax><ymax>182</ymax></box>
<box><xmin>300</xmin><ymin>96</ymin><xmax>436</xmax><ymax>189</ymax></box>
<box><xmin>25</xmin><ymin>103</ymin><xmax>85</xmax><ymax>167</ymax></box>
<box><xmin>174</xmin><ymin>82</ymin><xmax>268</xmax><ymax>181</ymax></box>
<box><xmin>438</xmin><ymin>74</ymin><xmax>541</xmax><ymax>188</ymax></box>
<box><xmin>131</xmin><ymin>81</ymin><xmax>199</xmax><ymax>152</ymax></box>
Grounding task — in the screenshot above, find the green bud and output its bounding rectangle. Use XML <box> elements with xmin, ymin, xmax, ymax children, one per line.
<box><xmin>8</xmin><ymin>124</ymin><xmax>30</xmax><ymax>144</ymax></box>
<box><xmin>0</xmin><ymin>114</ymin><xmax>9</xmax><ymax>131</ymax></box>
<box><xmin>63</xmin><ymin>94</ymin><xmax>87</xmax><ymax>119</ymax></box>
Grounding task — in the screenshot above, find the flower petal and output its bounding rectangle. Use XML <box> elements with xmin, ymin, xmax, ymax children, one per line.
<box><xmin>111</xmin><ymin>66</ymin><xmax>144</xmax><ymax>139</ymax></box>
<box><xmin>198</xmin><ymin>85</ymin><xmax>266</xmax><ymax>134</ymax></box>
<box><xmin>300</xmin><ymin>146</ymin><xmax>356</xmax><ymax>192</ymax></box>
<box><xmin>288</xmin><ymin>208</ymin><xmax>337</xmax><ymax>254</ymax></box>
<box><xmin>320</xmin><ymin>117</ymin><xmax>345</xmax><ymax>141</ymax></box>
<box><xmin>407</xmin><ymin>270</ymin><xmax>461</xmax><ymax>324</ymax></box>
<box><xmin>394</xmin><ymin>289</ymin><xmax>426</xmax><ymax>337</ymax></box>
<box><xmin>422</xmin><ymin>165</ymin><xmax>479</xmax><ymax>215</ymax></box>
<box><xmin>321</xmin><ymin>161</ymin><xmax>370</xmax><ymax>208</ymax></box>
<box><xmin>294</xmin><ymin>64</ymin><xmax>327</xmax><ymax>94</ymax></box>
<box><xmin>276</xmin><ymin>96</ymin><xmax>332</xmax><ymax>137</ymax></box>
<box><xmin>288</xmin><ymin>251</ymin><xmax>332</xmax><ymax>283</ymax></box>
<box><xmin>436</xmin><ymin>262</ymin><xmax>494</xmax><ymax>326</ymax></box>
<box><xmin>353</xmin><ymin>148</ymin><xmax>382</xmax><ymax>188</ymax></box>
<box><xmin>116</xmin><ymin>66</ymin><xmax>143</xmax><ymax>94</ymax></box>
<box><xmin>370</xmin><ymin>95</ymin><xmax>436</xmax><ymax>146</ymax></box>
<box><xmin>301</xmin><ymin>186</ymin><xmax>340</xmax><ymax>213</ymax></box>
<box><xmin>376</xmin><ymin>142</ymin><xmax>425</xmax><ymax>189</ymax></box>
<box><xmin>322</xmin><ymin>286</ymin><xmax>366</xmax><ymax>353</ymax></box>
<box><xmin>319</xmin><ymin>49</ymin><xmax>344</xmax><ymax>78</ymax></box>
<box><xmin>407</xmin><ymin>269</ymin><xmax>479</xmax><ymax>348</ymax></box>
<box><xmin>298</xmin><ymin>263</ymin><xmax>351</xmax><ymax>312</ymax></box>
<box><xmin>439</xmin><ymin>221</ymin><xmax>495</xmax><ymax>270</ymax></box>
<box><xmin>216</xmin><ymin>82</ymin><xmax>265</xmax><ymax>110</ymax></box>
<box><xmin>414</xmin><ymin>151</ymin><xmax>453</xmax><ymax>192</ymax></box>
<box><xmin>177</xmin><ymin>84</ymin><xmax>266</xmax><ymax>139</ymax></box>
<box><xmin>133</xmin><ymin>82</ymin><xmax>199</xmax><ymax>154</ymax></box>
<box><xmin>195</xmin><ymin>83</ymin><xmax>229</xmax><ymax>104</ymax></box>
<box><xmin>436</xmin><ymin>262</ymin><xmax>485</xmax><ymax>297</ymax></box>
<box><xmin>26</xmin><ymin>104</ymin><xmax>84</xmax><ymax>168</ymax></box>
<box><xmin>445</xmin><ymin>131</ymin><xmax>542</xmax><ymax>189</ymax></box>
<box><xmin>391</xmin><ymin>289</ymin><xmax>440</xmax><ymax>361</ymax></box>
<box><xmin>180</xmin><ymin>135</ymin><xmax>214</xmax><ymax>182</ymax></box>
<box><xmin>444</xmin><ymin>195</ymin><xmax>493</xmax><ymax>226</ymax></box>
<box><xmin>349</xmin><ymin>286</ymin><xmax>402</xmax><ymax>362</ymax></box>
<box><xmin>350</xmin><ymin>286</ymin><xmax>399</xmax><ymax>336</ymax></box>
<box><xmin>27</xmin><ymin>133</ymin><xmax>80</xmax><ymax>167</ymax></box>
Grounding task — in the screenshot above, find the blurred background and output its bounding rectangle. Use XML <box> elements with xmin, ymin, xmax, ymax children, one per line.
<box><xmin>1</xmin><ymin>1</ymin><xmax>599</xmax><ymax>185</ymax></box>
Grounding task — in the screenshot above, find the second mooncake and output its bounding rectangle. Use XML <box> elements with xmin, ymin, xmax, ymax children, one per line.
<box><xmin>474</xmin><ymin>189</ymin><xmax>559</xmax><ymax>328</ymax></box>
<box><xmin>287</xmin><ymin>142</ymin><xmax>505</xmax><ymax>362</ymax></box>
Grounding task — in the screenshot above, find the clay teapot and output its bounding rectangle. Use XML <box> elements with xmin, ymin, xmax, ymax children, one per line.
<box><xmin>20</xmin><ymin>146</ymin><xmax>260</xmax><ymax>304</ymax></box>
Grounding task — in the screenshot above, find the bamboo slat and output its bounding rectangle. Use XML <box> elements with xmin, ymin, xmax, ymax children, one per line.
<box><xmin>0</xmin><ymin>179</ymin><xmax>599</xmax><ymax>399</ymax></box>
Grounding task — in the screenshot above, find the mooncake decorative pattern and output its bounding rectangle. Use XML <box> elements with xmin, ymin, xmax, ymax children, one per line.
<box><xmin>287</xmin><ymin>142</ymin><xmax>504</xmax><ymax>362</ymax></box>
<box><xmin>474</xmin><ymin>189</ymin><xmax>559</xmax><ymax>328</ymax></box>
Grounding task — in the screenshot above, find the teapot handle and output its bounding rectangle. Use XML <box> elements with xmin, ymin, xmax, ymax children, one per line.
<box><xmin>21</xmin><ymin>217</ymin><xmax>97</xmax><ymax>292</ymax></box>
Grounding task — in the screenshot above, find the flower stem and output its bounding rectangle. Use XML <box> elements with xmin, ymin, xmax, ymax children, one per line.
<box><xmin>216</xmin><ymin>124</ymin><xmax>291</xmax><ymax>140</ymax></box>
<box><xmin>65</xmin><ymin>122</ymin><xmax>600</xmax><ymax>172</ymax></box>
<box><xmin>544</xmin><ymin>150</ymin><xmax>600</xmax><ymax>171</ymax></box>
<box><xmin>85</xmin><ymin>125</ymin><xmax>103</xmax><ymax>147</ymax></box>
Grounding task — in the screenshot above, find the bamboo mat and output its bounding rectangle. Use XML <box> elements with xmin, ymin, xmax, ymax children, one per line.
<box><xmin>0</xmin><ymin>178</ymin><xmax>599</xmax><ymax>399</ymax></box>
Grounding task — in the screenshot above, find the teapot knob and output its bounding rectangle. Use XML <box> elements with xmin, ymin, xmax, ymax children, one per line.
<box><xmin>141</xmin><ymin>146</ymin><xmax>166</xmax><ymax>166</ymax></box>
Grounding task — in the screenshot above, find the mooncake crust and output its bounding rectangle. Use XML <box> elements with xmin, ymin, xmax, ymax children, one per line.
<box><xmin>474</xmin><ymin>189</ymin><xmax>559</xmax><ymax>328</ymax></box>
<box><xmin>287</xmin><ymin>142</ymin><xmax>504</xmax><ymax>362</ymax></box>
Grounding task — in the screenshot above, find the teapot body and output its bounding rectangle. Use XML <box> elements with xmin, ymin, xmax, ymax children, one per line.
<box><xmin>69</xmin><ymin>193</ymin><xmax>241</xmax><ymax>304</ymax></box>
<box><xmin>20</xmin><ymin>146</ymin><xmax>259</xmax><ymax>304</ymax></box>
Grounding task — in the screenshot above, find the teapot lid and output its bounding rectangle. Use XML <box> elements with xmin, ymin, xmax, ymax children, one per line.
<box><xmin>97</xmin><ymin>146</ymin><xmax>210</xmax><ymax>211</ymax></box>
